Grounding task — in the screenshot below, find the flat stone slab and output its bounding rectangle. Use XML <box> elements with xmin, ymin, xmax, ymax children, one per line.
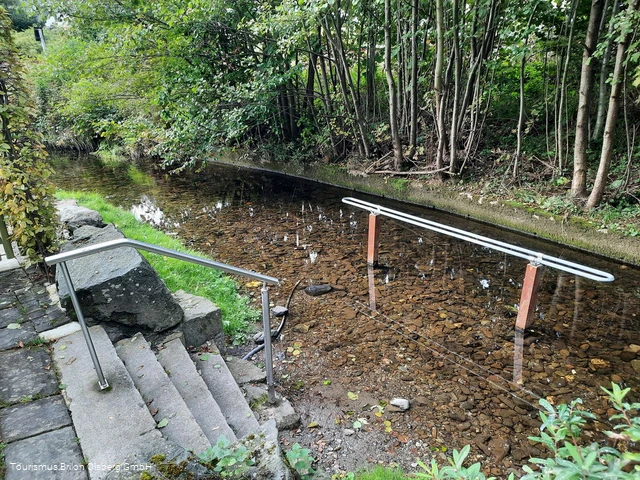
<box><xmin>194</xmin><ymin>346</ymin><xmax>260</xmax><ymax>439</ymax></box>
<box><xmin>173</xmin><ymin>290</ymin><xmax>223</xmax><ymax>348</ymax></box>
<box><xmin>116</xmin><ymin>333</ymin><xmax>211</xmax><ymax>454</ymax></box>
<box><xmin>0</xmin><ymin>292</ymin><xmax>17</xmax><ymax>310</ymax></box>
<box><xmin>0</xmin><ymin>307</ymin><xmax>25</xmax><ymax>328</ymax></box>
<box><xmin>54</xmin><ymin>325</ymin><xmax>160</xmax><ymax>479</ymax></box>
<box><xmin>103</xmin><ymin>435</ymin><xmax>209</xmax><ymax>480</ymax></box>
<box><xmin>156</xmin><ymin>339</ymin><xmax>236</xmax><ymax>445</ymax></box>
<box><xmin>244</xmin><ymin>385</ymin><xmax>300</xmax><ymax>430</ymax></box>
<box><xmin>226</xmin><ymin>357</ymin><xmax>267</xmax><ymax>384</ymax></box>
<box><xmin>0</xmin><ymin>347</ymin><xmax>58</xmax><ymax>404</ymax></box>
<box><xmin>56</xmin><ymin>199</ymin><xmax>106</xmax><ymax>232</ymax></box>
<box><xmin>0</xmin><ymin>323</ymin><xmax>37</xmax><ymax>351</ymax></box>
<box><xmin>0</xmin><ymin>395</ymin><xmax>71</xmax><ymax>443</ymax></box>
<box><xmin>3</xmin><ymin>426</ymin><xmax>87</xmax><ymax>480</ymax></box>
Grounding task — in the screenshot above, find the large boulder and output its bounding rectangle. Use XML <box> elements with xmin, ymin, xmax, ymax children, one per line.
<box><xmin>56</xmin><ymin>199</ymin><xmax>106</xmax><ymax>232</ymax></box>
<box><xmin>57</xmin><ymin>224</ymin><xmax>183</xmax><ymax>332</ymax></box>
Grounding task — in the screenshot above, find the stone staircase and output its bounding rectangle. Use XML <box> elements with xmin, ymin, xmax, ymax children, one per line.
<box><xmin>52</xmin><ymin>325</ymin><xmax>291</xmax><ymax>479</ymax></box>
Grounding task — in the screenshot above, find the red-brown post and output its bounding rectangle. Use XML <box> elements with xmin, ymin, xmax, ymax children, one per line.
<box><xmin>367</xmin><ymin>213</ymin><xmax>380</xmax><ymax>266</ymax></box>
<box><xmin>516</xmin><ymin>263</ymin><xmax>544</xmax><ymax>330</ymax></box>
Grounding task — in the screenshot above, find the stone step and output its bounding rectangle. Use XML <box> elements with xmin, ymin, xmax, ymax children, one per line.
<box><xmin>194</xmin><ymin>344</ymin><xmax>260</xmax><ymax>439</ymax></box>
<box><xmin>156</xmin><ymin>338</ymin><xmax>237</xmax><ymax>444</ymax></box>
<box><xmin>115</xmin><ymin>333</ymin><xmax>211</xmax><ymax>454</ymax></box>
<box><xmin>53</xmin><ymin>326</ymin><xmax>163</xmax><ymax>480</ymax></box>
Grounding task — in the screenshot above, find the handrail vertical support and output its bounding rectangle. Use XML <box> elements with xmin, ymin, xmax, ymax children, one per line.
<box><xmin>516</xmin><ymin>263</ymin><xmax>544</xmax><ymax>330</ymax></box>
<box><xmin>0</xmin><ymin>217</ymin><xmax>15</xmax><ymax>260</ymax></box>
<box><xmin>262</xmin><ymin>283</ymin><xmax>276</xmax><ymax>404</ymax></box>
<box><xmin>58</xmin><ymin>261</ymin><xmax>109</xmax><ymax>390</ymax></box>
<box><xmin>367</xmin><ymin>213</ymin><xmax>380</xmax><ymax>266</ymax></box>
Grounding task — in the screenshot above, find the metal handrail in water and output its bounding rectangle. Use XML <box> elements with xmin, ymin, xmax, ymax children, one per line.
<box><xmin>45</xmin><ymin>239</ymin><xmax>279</xmax><ymax>401</ymax></box>
<box><xmin>343</xmin><ymin>196</ymin><xmax>614</xmax><ymax>331</ymax></box>
<box><xmin>343</xmin><ymin>197</ymin><xmax>614</xmax><ymax>282</ymax></box>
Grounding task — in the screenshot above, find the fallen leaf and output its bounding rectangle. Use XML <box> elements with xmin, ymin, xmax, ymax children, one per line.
<box><xmin>307</xmin><ymin>421</ymin><xmax>319</xmax><ymax>428</ymax></box>
<box><xmin>150</xmin><ymin>408</ymin><xmax>159</xmax><ymax>416</ymax></box>
<box><xmin>322</xmin><ymin>380</ymin><xmax>332</xmax><ymax>385</ymax></box>
<box><xmin>352</xmin><ymin>420</ymin><xmax>362</xmax><ymax>429</ymax></box>
<box><xmin>245</xmin><ymin>280</ymin><xmax>262</xmax><ymax>288</ymax></box>
<box><xmin>6</xmin><ymin>323</ymin><xmax>21</xmax><ymax>330</ymax></box>
<box><xmin>347</xmin><ymin>391</ymin><xmax>359</xmax><ymax>401</ymax></box>
<box><xmin>157</xmin><ymin>418</ymin><xmax>169</xmax><ymax>428</ymax></box>
<box><xmin>66</xmin><ymin>357</ymin><xmax>77</xmax><ymax>365</ymax></box>
<box><xmin>59</xmin><ymin>345</ymin><xmax>67</xmax><ymax>351</ymax></box>
<box><xmin>199</xmin><ymin>354</ymin><xmax>210</xmax><ymax>361</ymax></box>
<box><xmin>18</xmin><ymin>341</ymin><xmax>24</xmax><ymax>348</ymax></box>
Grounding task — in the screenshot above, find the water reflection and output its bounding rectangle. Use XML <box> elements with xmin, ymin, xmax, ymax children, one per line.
<box><xmin>131</xmin><ymin>195</ymin><xmax>165</xmax><ymax>226</ymax></box>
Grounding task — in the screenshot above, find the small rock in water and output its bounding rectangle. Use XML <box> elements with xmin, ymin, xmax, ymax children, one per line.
<box><xmin>304</xmin><ymin>285</ymin><xmax>332</xmax><ymax>297</ymax></box>
<box><xmin>390</xmin><ymin>398</ymin><xmax>410</xmax><ymax>411</ymax></box>
<box><xmin>272</xmin><ymin>306</ymin><xmax>289</xmax><ymax>317</ymax></box>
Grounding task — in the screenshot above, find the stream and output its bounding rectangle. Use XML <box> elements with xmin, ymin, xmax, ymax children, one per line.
<box><xmin>51</xmin><ymin>153</ymin><xmax>640</xmax><ymax>477</ymax></box>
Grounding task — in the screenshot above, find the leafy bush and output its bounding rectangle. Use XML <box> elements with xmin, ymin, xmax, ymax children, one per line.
<box><xmin>285</xmin><ymin>443</ymin><xmax>315</xmax><ymax>479</ymax></box>
<box><xmin>199</xmin><ymin>436</ymin><xmax>255</xmax><ymax>478</ymax></box>
<box><xmin>0</xmin><ymin>8</ymin><xmax>58</xmax><ymax>264</ymax></box>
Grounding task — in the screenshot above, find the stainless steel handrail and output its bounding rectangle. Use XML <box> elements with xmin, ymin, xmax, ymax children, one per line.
<box><xmin>45</xmin><ymin>238</ymin><xmax>279</xmax><ymax>401</ymax></box>
<box><xmin>343</xmin><ymin>197</ymin><xmax>614</xmax><ymax>282</ymax></box>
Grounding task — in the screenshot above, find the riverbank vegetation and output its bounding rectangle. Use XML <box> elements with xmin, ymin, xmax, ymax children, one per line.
<box><xmin>4</xmin><ymin>0</ymin><xmax>638</xmax><ymax>217</ymax></box>
<box><xmin>0</xmin><ymin>8</ymin><xmax>57</xmax><ymax>264</ymax></box>
<box><xmin>56</xmin><ymin>190</ymin><xmax>260</xmax><ymax>342</ymax></box>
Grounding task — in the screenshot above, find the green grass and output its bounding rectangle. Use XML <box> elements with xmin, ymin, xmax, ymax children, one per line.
<box><xmin>355</xmin><ymin>466</ymin><xmax>410</xmax><ymax>479</ymax></box>
<box><xmin>56</xmin><ymin>190</ymin><xmax>259</xmax><ymax>343</ymax></box>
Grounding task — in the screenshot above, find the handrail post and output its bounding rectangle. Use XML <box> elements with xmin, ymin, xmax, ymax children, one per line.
<box><xmin>261</xmin><ymin>283</ymin><xmax>276</xmax><ymax>404</ymax></box>
<box><xmin>367</xmin><ymin>213</ymin><xmax>380</xmax><ymax>266</ymax></box>
<box><xmin>0</xmin><ymin>217</ymin><xmax>15</xmax><ymax>260</ymax></box>
<box><xmin>58</xmin><ymin>261</ymin><xmax>109</xmax><ymax>390</ymax></box>
<box><xmin>515</xmin><ymin>262</ymin><xmax>544</xmax><ymax>330</ymax></box>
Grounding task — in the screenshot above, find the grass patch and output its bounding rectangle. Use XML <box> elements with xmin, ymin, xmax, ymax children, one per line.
<box><xmin>353</xmin><ymin>466</ymin><xmax>409</xmax><ymax>479</ymax></box>
<box><xmin>0</xmin><ymin>442</ymin><xmax>6</xmax><ymax>478</ymax></box>
<box><xmin>56</xmin><ymin>190</ymin><xmax>259</xmax><ymax>342</ymax></box>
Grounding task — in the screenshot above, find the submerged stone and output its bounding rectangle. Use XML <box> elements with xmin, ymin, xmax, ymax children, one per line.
<box><xmin>304</xmin><ymin>285</ymin><xmax>332</xmax><ymax>297</ymax></box>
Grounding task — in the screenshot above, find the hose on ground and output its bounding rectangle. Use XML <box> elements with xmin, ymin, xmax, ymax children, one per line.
<box><xmin>242</xmin><ymin>279</ymin><xmax>302</xmax><ymax>361</ymax></box>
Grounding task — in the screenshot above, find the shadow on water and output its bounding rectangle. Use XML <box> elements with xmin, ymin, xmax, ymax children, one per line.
<box><xmin>51</xmin><ymin>153</ymin><xmax>640</xmax><ymax>473</ymax></box>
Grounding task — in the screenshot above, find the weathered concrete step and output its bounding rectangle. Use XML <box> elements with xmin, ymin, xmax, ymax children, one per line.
<box><xmin>53</xmin><ymin>325</ymin><xmax>163</xmax><ymax>480</ymax></box>
<box><xmin>156</xmin><ymin>338</ymin><xmax>236</xmax><ymax>444</ymax></box>
<box><xmin>194</xmin><ymin>344</ymin><xmax>260</xmax><ymax>439</ymax></box>
<box><xmin>116</xmin><ymin>333</ymin><xmax>211</xmax><ymax>454</ymax></box>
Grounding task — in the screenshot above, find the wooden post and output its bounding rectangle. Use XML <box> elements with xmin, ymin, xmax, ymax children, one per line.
<box><xmin>367</xmin><ymin>213</ymin><xmax>380</xmax><ymax>266</ymax></box>
<box><xmin>367</xmin><ymin>265</ymin><xmax>377</xmax><ymax>311</ymax></box>
<box><xmin>516</xmin><ymin>263</ymin><xmax>544</xmax><ymax>330</ymax></box>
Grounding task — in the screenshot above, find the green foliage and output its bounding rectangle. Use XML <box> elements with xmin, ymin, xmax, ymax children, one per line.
<box><xmin>199</xmin><ymin>436</ymin><xmax>255</xmax><ymax>477</ymax></box>
<box><xmin>0</xmin><ymin>8</ymin><xmax>58</xmax><ymax>264</ymax></box>
<box><xmin>415</xmin><ymin>445</ymin><xmax>504</xmax><ymax>480</ymax></box>
<box><xmin>285</xmin><ymin>443</ymin><xmax>315</xmax><ymax>480</ymax></box>
<box><xmin>522</xmin><ymin>383</ymin><xmax>640</xmax><ymax>479</ymax></box>
<box><xmin>55</xmin><ymin>190</ymin><xmax>259</xmax><ymax>341</ymax></box>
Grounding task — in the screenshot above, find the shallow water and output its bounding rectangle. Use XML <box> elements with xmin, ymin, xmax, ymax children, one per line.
<box><xmin>51</xmin><ymin>153</ymin><xmax>640</xmax><ymax>474</ymax></box>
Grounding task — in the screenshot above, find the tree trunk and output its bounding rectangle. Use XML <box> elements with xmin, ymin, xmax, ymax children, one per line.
<box><xmin>593</xmin><ymin>0</ymin><xmax>620</xmax><ymax>140</ymax></box>
<box><xmin>586</xmin><ymin>0</ymin><xmax>639</xmax><ymax>209</ymax></box>
<box><xmin>408</xmin><ymin>0</ymin><xmax>419</xmax><ymax>159</ymax></box>
<box><xmin>556</xmin><ymin>0</ymin><xmax>580</xmax><ymax>176</ymax></box>
<box><xmin>571</xmin><ymin>0</ymin><xmax>604</xmax><ymax>198</ymax></box>
<box><xmin>385</xmin><ymin>0</ymin><xmax>403</xmax><ymax>170</ymax></box>
<box><xmin>434</xmin><ymin>0</ymin><xmax>446</xmax><ymax>180</ymax></box>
